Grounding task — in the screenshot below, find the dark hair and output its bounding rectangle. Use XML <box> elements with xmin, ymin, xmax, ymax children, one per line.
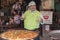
<box><xmin>14</xmin><ymin>10</ymin><xmax>18</xmax><ymax>13</ymax></box>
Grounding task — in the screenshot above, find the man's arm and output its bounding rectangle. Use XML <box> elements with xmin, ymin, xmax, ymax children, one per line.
<box><xmin>20</xmin><ymin>12</ymin><xmax>26</xmax><ymax>20</ymax></box>
<box><xmin>38</xmin><ymin>17</ymin><xmax>42</xmax><ymax>23</ymax></box>
<box><xmin>21</xmin><ymin>14</ymin><xmax>25</xmax><ymax>20</ymax></box>
<box><xmin>38</xmin><ymin>13</ymin><xmax>43</xmax><ymax>23</ymax></box>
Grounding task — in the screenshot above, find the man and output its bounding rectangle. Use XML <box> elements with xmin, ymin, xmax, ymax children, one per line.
<box><xmin>22</xmin><ymin>1</ymin><xmax>42</xmax><ymax>30</ymax></box>
<box><xmin>21</xmin><ymin>1</ymin><xmax>42</xmax><ymax>40</ymax></box>
<box><xmin>11</xmin><ymin>1</ymin><xmax>21</xmax><ymax>15</ymax></box>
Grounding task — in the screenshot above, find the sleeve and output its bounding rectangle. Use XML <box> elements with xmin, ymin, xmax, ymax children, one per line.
<box><xmin>40</xmin><ymin>12</ymin><xmax>44</xmax><ymax>24</ymax></box>
<box><xmin>38</xmin><ymin>12</ymin><xmax>43</xmax><ymax>23</ymax></box>
<box><xmin>21</xmin><ymin>11</ymin><xmax>27</xmax><ymax>19</ymax></box>
<box><xmin>40</xmin><ymin>14</ymin><xmax>43</xmax><ymax>19</ymax></box>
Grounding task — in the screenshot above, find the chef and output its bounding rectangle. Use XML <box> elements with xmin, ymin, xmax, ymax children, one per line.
<box><xmin>21</xmin><ymin>1</ymin><xmax>42</xmax><ymax>31</ymax></box>
<box><xmin>21</xmin><ymin>1</ymin><xmax>42</xmax><ymax>40</ymax></box>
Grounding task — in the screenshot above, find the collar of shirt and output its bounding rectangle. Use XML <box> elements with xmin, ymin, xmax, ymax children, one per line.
<box><xmin>29</xmin><ymin>10</ymin><xmax>36</xmax><ymax>14</ymax></box>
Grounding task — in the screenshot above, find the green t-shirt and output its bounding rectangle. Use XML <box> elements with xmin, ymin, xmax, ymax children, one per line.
<box><xmin>24</xmin><ymin>10</ymin><xmax>40</xmax><ymax>30</ymax></box>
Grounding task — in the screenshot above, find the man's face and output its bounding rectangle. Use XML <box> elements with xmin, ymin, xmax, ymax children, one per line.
<box><xmin>29</xmin><ymin>5</ymin><xmax>36</xmax><ymax>11</ymax></box>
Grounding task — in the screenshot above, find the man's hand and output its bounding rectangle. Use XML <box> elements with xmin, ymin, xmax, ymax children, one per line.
<box><xmin>20</xmin><ymin>14</ymin><xmax>25</xmax><ymax>20</ymax></box>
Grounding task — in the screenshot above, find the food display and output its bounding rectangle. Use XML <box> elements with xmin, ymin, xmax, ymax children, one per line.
<box><xmin>0</xmin><ymin>30</ymin><xmax>38</xmax><ymax>40</ymax></box>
